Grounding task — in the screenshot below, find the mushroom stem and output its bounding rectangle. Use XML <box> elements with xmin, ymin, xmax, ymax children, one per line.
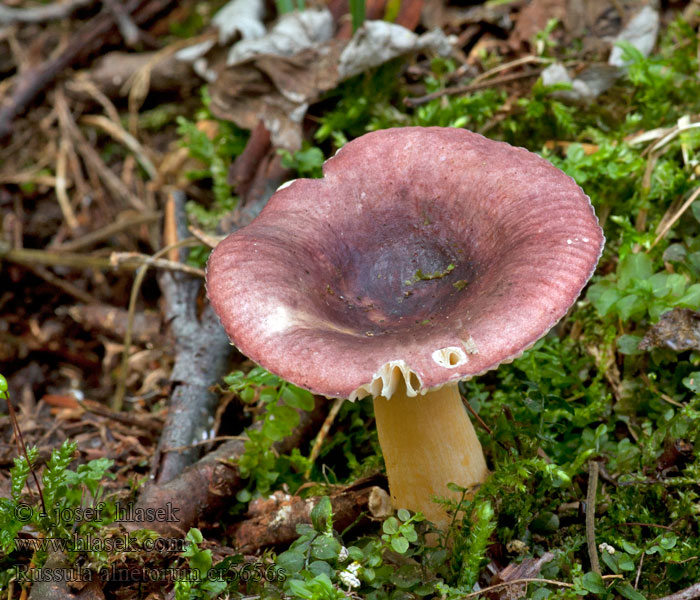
<box><xmin>373</xmin><ymin>381</ymin><xmax>488</xmax><ymax>531</ymax></box>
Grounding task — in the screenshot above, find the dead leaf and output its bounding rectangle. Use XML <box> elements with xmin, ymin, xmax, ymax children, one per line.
<box><xmin>509</xmin><ymin>0</ymin><xmax>567</xmax><ymax>50</ymax></box>
<box><xmin>210</xmin><ymin>22</ymin><xmax>450</xmax><ymax>149</ymax></box>
<box><xmin>609</xmin><ymin>5</ymin><xmax>660</xmax><ymax>68</ymax></box>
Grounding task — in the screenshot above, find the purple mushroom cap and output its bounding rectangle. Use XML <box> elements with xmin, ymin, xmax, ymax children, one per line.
<box><xmin>207</xmin><ymin>127</ymin><xmax>604</xmax><ymax>400</ymax></box>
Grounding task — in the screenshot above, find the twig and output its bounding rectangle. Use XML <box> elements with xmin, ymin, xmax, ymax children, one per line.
<box><xmin>233</xmin><ymin>484</ymin><xmax>391</xmax><ymax>552</ymax></box>
<box><xmin>80</xmin><ymin>114</ymin><xmax>157</xmax><ymax>179</ymax></box>
<box><xmin>112</xmin><ymin>238</ymin><xmax>202</xmax><ymax>411</ymax></box>
<box><xmin>460</xmin><ymin>393</ymin><xmax>493</xmax><ymax>435</ymax></box>
<box><xmin>3</xmin><ymin>387</ymin><xmax>47</xmax><ymax>516</ymax></box>
<box><xmin>0</xmin><ymin>245</ymin><xmax>114</xmax><ymax>270</ymax></box>
<box><xmin>635</xmin><ymin>552</ymin><xmax>645</xmax><ymax>589</ymax></box>
<box><xmin>151</xmin><ymin>192</ymin><xmax>232</xmax><ymax>484</ymax></box>
<box><xmin>103</xmin><ymin>0</ymin><xmax>141</xmax><ymax>47</ymax></box>
<box><xmin>109</xmin><ymin>252</ymin><xmax>205</xmax><ymax>277</ymax></box>
<box><xmin>27</xmin><ymin>264</ymin><xmax>97</xmax><ymax>304</ymax></box>
<box><xmin>653</xmin><ymin>583</ymin><xmax>700</xmax><ymax>600</ymax></box>
<box><xmin>55</xmin><ymin>139</ymin><xmax>78</xmax><ymax>230</ymax></box>
<box><xmin>0</xmin><ymin>0</ymin><xmax>95</xmax><ymax>24</ymax></box>
<box><xmin>586</xmin><ymin>460</ymin><xmax>601</xmax><ymax>574</ymax></box>
<box><xmin>81</xmin><ymin>399</ymin><xmax>163</xmax><ymax>434</ymax></box>
<box><xmin>618</xmin><ymin>521</ymin><xmax>676</xmax><ymax>531</ymax></box>
<box><xmin>463</xmin><ymin>575</ymin><xmax>623</xmax><ymax>598</ymax></box>
<box><xmin>650</xmin><ymin>185</ymin><xmax>700</xmax><ymax>249</ymax></box>
<box><xmin>470</xmin><ymin>55</ymin><xmax>551</xmax><ymax>86</ymax></box>
<box><xmin>305</xmin><ymin>397</ymin><xmax>344</xmax><ymax>478</ymax></box>
<box><xmin>55</xmin><ymin>88</ymin><xmax>147</xmax><ymax>211</ymax></box>
<box><xmin>0</xmin><ymin>0</ymin><xmax>177</xmax><ymax>138</ymax></box>
<box><xmin>54</xmin><ymin>211</ymin><xmax>161</xmax><ymax>252</ymax></box>
<box><xmin>188</xmin><ymin>224</ymin><xmax>223</xmax><ymax>249</ymax></box>
<box><xmin>404</xmin><ymin>69</ymin><xmax>542</xmax><ymax>108</ymax></box>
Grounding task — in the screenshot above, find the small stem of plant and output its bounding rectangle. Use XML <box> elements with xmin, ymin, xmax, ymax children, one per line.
<box><xmin>586</xmin><ymin>460</ymin><xmax>601</xmax><ymax>574</ymax></box>
<box><xmin>349</xmin><ymin>0</ymin><xmax>365</xmax><ymax>32</ymax></box>
<box><xmin>112</xmin><ymin>237</ymin><xmax>202</xmax><ymax>411</ymax></box>
<box><xmin>305</xmin><ymin>397</ymin><xmax>343</xmax><ymax>479</ymax></box>
<box><xmin>4</xmin><ymin>389</ymin><xmax>47</xmax><ymax>516</ymax></box>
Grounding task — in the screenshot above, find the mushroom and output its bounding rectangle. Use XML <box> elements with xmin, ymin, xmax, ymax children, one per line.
<box><xmin>206</xmin><ymin>127</ymin><xmax>604</xmax><ymax>530</ymax></box>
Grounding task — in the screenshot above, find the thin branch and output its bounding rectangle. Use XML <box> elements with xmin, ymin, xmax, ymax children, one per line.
<box><xmin>460</xmin><ymin>393</ymin><xmax>493</xmax><ymax>435</ymax></box>
<box><xmin>109</xmin><ymin>251</ymin><xmax>205</xmax><ymax>277</ymax></box>
<box><xmin>54</xmin><ymin>211</ymin><xmax>161</xmax><ymax>252</ymax></box>
<box><xmin>586</xmin><ymin>460</ymin><xmax>601</xmax><ymax>574</ymax></box>
<box><xmin>0</xmin><ymin>0</ymin><xmax>95</xmax><ymax>24</ymax></box>
<box><xmin>653</xmin><ymin>583</ymin><xmax>700</xmax><ymax>600</ymax></box>
<box><xmin>463</xmin><ymin>575</ymin><xmax>623</xmax><ymax>598</ymax></box>
<box><xmin>112</xmin><ymin>238</ymin><xmax>202</xmax><ymax>411</ymax></box>
<box><xmin>651</xmin><ymin>185</ymin><xmax>700</xmax><ymax>249</ymax></box>
<box><xmin>305</xmin><ymin>397</ymin><xmax>344</xmax><ymax>478</ymax></box>
<box><xmin>404</xmin><ymin>69</ymin><xmax>542</xmax><ymax>108</ymax></box>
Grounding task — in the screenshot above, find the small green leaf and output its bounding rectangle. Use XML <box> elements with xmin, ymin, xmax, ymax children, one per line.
<box><xmin>391</xmin><ymin>536</ymin><xmax>409</xmax><ymax>554</ymax></box>
<box><xmin>281</xmin><ymin>385</ymin><xmax>315</xmax><ymax>411</ymax></box>
<box><xmin>581</xmin><ymin>572</ymin><xmax>606</xmax><ymax>594</ymax></box>
<box><xmin>311</xmin><ymin>496</ymin><xmax>333</xmax><ymax>534</ymax></box>
<box><xmin>618</xmin><ymin>253</ymin><xmax>653</xmax><ymax>290</ymax></box>
<box><xmin>383</xmin><ymin>517</ymin><xmax>399</xmax><ymax>534</ymax></box>
<box><xmin>617</xmin><ymin>334</ymin><xmax>644</xmax><ymax>355</ymax></box>
<box><xmin>615</xmin><ymin>582</ymin><xmax>647</xmax><ymax>600</ymax></box>
<box><xmin>682</xmin><ymin>372</ymin><xmax>700</xmax><ymax>393</ymax></box>
<box><xmin>310</xmin><ymin>535</ymin><xmax>342</xmax><ymax>560</ymax></box>
<box><xmin>397</xmin><ymin>508</ymin><xmax>410</xmax><ymax>522</ymax></box>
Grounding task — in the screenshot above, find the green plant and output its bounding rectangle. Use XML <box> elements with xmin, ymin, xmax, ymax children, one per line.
<box><xmin>225</xmin><ymin>367</ymin><xmax>315</xmax><ymax>501</ymax></box>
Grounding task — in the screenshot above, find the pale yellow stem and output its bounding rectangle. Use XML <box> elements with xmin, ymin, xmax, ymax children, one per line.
<box><xmin>373</xmin><ymin>381</ymin><xmax>489</xmax><ymax>531</ymax></box>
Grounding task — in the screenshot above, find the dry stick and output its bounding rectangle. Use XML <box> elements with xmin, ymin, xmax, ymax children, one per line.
<box><xmin>80</xmin><ymin>114</ymin><xmax>157</xmax><ymax>179</ymax></box>
<box><xmin>586</xmin><ymin>460</ymin><xmax>601</xmax><ymax>574</ymax></box>
<box><xmin>470</xmin><ymin>54</ymin><xmax>551</xmax><ymax>86</ymax></box>
<box><xmin>653</xmin><ymin>582</ymin><xmax>700</xmax><ymax>600</ymax></box>
<box><xmin>55</xmin><ymin>88</ymin><xmax>147</xmax><ymax>211</ymax></box>
<box><xmin>463</xmin><ymin>575</ymin><xmax>623</xmax><ymax>598</ymax></box>
<box><xmin>305</xmin><ymin>397</ymin><xmax>344</xmax><ymax>479</ymax></box>
<box><xmin>651</xmin><ymin>185</ymin><xmax>700</xmax><ymax>249</ymax></box>
<box><xmin>149</xmin><ymin>190</ymin><xmax>234</xmax><ymax>485</ymax></box>
<box><xmin>460</xmin><ymin>393</ymin><xmax>493</xmax><ymax>435</ymax></box>
<box><xmin>27</xmin><ymin>264</ymin><xmax>98</xmax><ymax>304</ymax></box>
<box><xmin>55</xmin><ymin>211</ymin><xmax>161</xmax><ymax>252</ymax></box>
<box><xmin>0</xmin><ymin>245</ymin><xmax>114</xmax><ymax>270</ymax></box>
<box><xmin>0</xmin><ymin>0</ymin><xmax>176</xmax><ymax>138</ymax></box>
<box><xmin>54</xmin><ymin>139</ymin><xmax>78</xmax><ymax>230</ymax></box>
<box><xmin>110</xmin><ymin>251</ymin><xmax>205</xmax><ymax>277</ymax></box>
<box><xmin>112</xmin><ymin>238</ymin><xmax>202</xmax><ymax>411</ymax></box>
<box><xmin>404</xmin><ymin>69</ymin><xmax>542</xmax><ymax>108</ymax></box>
<box><xmin>0</xmin><ymin>244</ymin><xmax>202</xmax><ymax>274</ymax></box>
<box><xmin>635</xmin><ymin>552</ymin><xmax>645</xmax><ymax>590</ymax></box>
<box><xmin>103</xmin><ymin>0</ymin><xmax>141</xmax><ymax>46</ymax></box>
<box><xmin>188</xmin><ymin>224</ymin><xmax>223</xmax><ymax>249</ymax></box>
<box><xmin>68</xmin><ymin>77</ymin><xmax>121</xmax><ymax>124</ymax></box>
<box><xmin>81</xmin><ymin>399</ymin><xmax>162</xmax><ymax>435</ymax></box>
<box><xmin>0</xmin><ymin>0</ymin><xmax>95</xmax><ymax>24</ymax></box>
<box><xmin>3</xmin><ymin>389</ymin><xmax>48</xmax><ymax>516</ymax></box>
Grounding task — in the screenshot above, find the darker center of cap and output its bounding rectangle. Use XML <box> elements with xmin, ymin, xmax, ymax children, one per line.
<box><xmin>315</xmin><ymin>219</ymin><xmax>482</xmax><ymax>336</ymax></box>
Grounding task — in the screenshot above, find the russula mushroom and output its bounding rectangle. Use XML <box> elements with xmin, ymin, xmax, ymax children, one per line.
<box><xmin>206</xmin><ymin>127</ymin><xmax>604</xmax><ymax>530</ymax></box>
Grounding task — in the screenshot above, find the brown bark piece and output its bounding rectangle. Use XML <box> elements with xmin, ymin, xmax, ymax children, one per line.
<box><xmin>232</xmin><ymin>481</ymin><xmax>391</xmax><ymax>552</ymax></box>
<box><xmin>127</xmin><ymin>402</ymin><xmax>326</xmax><ymax>537</ymax></box>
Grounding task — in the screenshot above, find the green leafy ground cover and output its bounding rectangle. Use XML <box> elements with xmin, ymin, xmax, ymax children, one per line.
<box><xmin>2</xmin><ymin>11</ymin><xmax>700</xmax><ymax>600</ymax></box>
